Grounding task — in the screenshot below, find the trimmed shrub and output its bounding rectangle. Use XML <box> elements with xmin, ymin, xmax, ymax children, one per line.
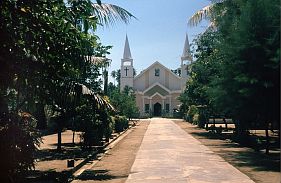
<box><xmin>114</xmin><ymin>115</ymin><xmax>128</xmax><ymax>133</ymax></box>
<box><xmin>198</xmin><ymin>112</ymin><xmax>207</xmax><ymax>128</ymax></box>
<box><xmin>192</xmin><ymin>114</ymin><xmax>199</xmax><ymax>125</ymax></box>
<box><xmin>187</xmin><ymin>105</ymin><xmax>198</xmax><ymax>122</ymax></box>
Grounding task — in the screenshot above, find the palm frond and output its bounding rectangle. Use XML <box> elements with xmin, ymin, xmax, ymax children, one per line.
<box><xmin>80</xmin><ymin>84</ymin><xmax>116</xmax><ymax>112</ymax></box>
<box><xmin>188</xmin><ymin>0</ymin><xmax>226</xmax><ymax>27</ymax></box>
<box><xmin>85</xmin><ymin>56</ymin><xmax>111</xmax><ymax>66</ymax></box>
<box><xmin>92</xmin><ymin>3</ymin><xmax>136</xmax><ymax>26</ymax></box>
<box><xmin>188</xmin><ymin>5</ymin><xmax>213</xmax><ymax>27</ymax></box>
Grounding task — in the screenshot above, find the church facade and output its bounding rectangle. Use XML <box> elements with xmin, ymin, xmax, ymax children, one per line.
<box><xmin>120</xmin><ymin>34</ymin><xmax>192</xmax><ymax>117</ymax></box>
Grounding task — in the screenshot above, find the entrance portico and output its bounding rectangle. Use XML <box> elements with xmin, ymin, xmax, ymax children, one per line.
<box><xmin>153</xmin><ymin>102</ymin><xmax>161</xmax><ymax>116</ymax></box>
<box><xmin>136</xmin><ymin>82</ymin><xmax>181</xmax><ymax>117</ymax></box>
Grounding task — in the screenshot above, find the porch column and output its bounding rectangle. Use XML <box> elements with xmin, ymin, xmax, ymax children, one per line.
<box><xmin>162</xmin><ymin>99</ymin><xmax>165</xmax><ymax>110</ymax></box>
<box><xmin>142</xmin><ymin>97</ymin><xmax>145</xmax><ymax>113</ymax></box>
<box><xmin>149</xmin><ymin>99</ymin><xmax>152</xmax><ymax>112</ymax></box>
<box><xmin>169</xmin><ymin>96</ymin><xmax>172</xmax><ymax>113</ymax></box>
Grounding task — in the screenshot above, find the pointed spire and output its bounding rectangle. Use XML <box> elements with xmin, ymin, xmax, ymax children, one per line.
<box><xmin>123</xmin><ymin>34</ymin><xmax>132</xmax><ymax>59</ymax></box>
<box><xmin>181</xmin><ymin>33</ymin><xmax>192</xmax><ymax>61</ymax></box>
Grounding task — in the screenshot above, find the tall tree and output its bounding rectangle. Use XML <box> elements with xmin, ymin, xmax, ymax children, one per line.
<box><xmin>185</xmin><ymin>0</ymin><xmax>280</xmax><ymax>135</ymax></box>
<box><xmin>0</xmin><ymin>0</ymin><xmax>135</xmax><ymax>180</ymax></box>
<box><xmin>111</xmin><ymin>70</ymin><xmax>117</xmax><ymax>86</ymax></box>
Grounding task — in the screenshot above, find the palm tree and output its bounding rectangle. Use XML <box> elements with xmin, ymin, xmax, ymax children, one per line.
<box><xmin>188</xmin><ymin>0</ymin><xmax>225</xmax><ymax>27</ymax></box>
<box><xmin>92</xmin><ymin>2</ymin><xmax>136</xmax><ymax>26</ymax></box>
<box><xmin>68</xmin><ymin>0</ymin><xmax>136</xmax><ymax>32</ymax></box>
<box><xmin>111</xmin><ymin>70</ymin><xmax>117</xmax><ymax>86</ymax></box>
<box><xmin>56</xmin><ymin>0</ymin><xmax>134</xmax><ymax>150</ymax></box>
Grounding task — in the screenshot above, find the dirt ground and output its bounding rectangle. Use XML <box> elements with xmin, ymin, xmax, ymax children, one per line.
<box><xmin>73</xmin><ymin>120</ymin><xmax>150</xmax><ymax>183</ymax></box>
<box><xmin>174</xmin><ymin>120</ymin><xmax>280</xmax><ymax>183</ymax></box>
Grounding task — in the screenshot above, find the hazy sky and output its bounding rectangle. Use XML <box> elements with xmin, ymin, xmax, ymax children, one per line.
<box><xmin>96</xmin><ymin>0</ymin><xmax>210</xmax><ymax>81</ymax></box>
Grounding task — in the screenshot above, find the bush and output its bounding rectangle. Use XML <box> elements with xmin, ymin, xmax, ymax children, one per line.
<box><xmin>114</xmin><ymin>115</ymin><xmax>128</xmax><ymax>133</ymax></box>
<box><xmin>104</xmin><ymin>116</ymin><xmax>114</xmax><ymax>141</ymax></box>
<box><xmin>198</xmin><ymin>110</ymin><xmax>208</xmax><ymax>128</ymax></box>
<box><xmin>0</xmin><ymin>112</ymin><xmax>41</xmax><ymax>182</ymax></box>
<box><xmin>192</xmin><ymin>114</ymin><xmax>199</xmax><ymax>125</ymax></box>
<box><xmin>187</xmin><ymin>105</ymin><xmax>198</xmax><ymax>122</ymax></box>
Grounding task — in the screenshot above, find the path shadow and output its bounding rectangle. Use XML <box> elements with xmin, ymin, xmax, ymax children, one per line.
<box><xmin>189</xmin><ymin>130</ymin><xmax>231</xmax><ymax>140</ymax></box>
<box><xmin>36</xmin><ymin>147</ymin><xmax>92</xmax><ymax>161</ymax></box>
<box><xmin>223</xmin><ymin>149</ymin><xmax>280</xmax><ymax>172</ymax></box>
<box><xmin>189</xmin><ymin>129</ymin><xmax>280</xmax><ymax>172</ymax></box>
<box><xmin>174</xmin><ymin>121</ymin><xmax>280</xmax><ymax>173</ymax></box>
<box><xmin>76</xmin><ymin>169</ymin><xmax>127</xmax><ymax>181</ymax></box>
<box><xmin>36</xmin><ymin>142</ymin><xmax>105</xmax><ymax>161</ymax></box>
<box><xmin>24</xmin><ymin>169</ymin><xmax>70</xmax><ymax>183</ymax></box>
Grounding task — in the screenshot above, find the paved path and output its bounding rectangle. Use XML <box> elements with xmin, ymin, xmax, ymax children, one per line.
<box><xmin>126</xmin><ymin>118</ymin><xmax>254</xmax><ymax>183</ymax></box>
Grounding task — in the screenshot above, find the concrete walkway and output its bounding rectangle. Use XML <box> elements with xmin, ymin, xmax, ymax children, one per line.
<box><xmin>126</xmin><ymin>118</ymin><xmax>254</xmax><ymax>183</ymax></box>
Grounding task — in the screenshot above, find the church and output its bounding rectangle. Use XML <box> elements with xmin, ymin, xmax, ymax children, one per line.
<box><xmin>120</xmin><ymin>34</ymin><xmax>192</xmax><ymax>117</ymax></box>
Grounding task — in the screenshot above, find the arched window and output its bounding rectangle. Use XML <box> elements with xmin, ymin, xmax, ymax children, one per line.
<box><xmin>155</xmin><ymin>68</ymin><xmax>160</xmax><ymax>76</ymax></box>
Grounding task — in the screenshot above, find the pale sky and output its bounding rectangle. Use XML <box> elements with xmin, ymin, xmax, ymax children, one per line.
<box><xmin>96</xmin><ymin>0</ymin><xmax>210</xmax><ymax>82</ymax></box>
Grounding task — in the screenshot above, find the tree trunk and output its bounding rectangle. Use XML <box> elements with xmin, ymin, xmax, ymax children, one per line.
<box><xmin>72</xmin><ymin>131</ymin><xmax>75</xmax><ymax>145</ymax></box>
<box><xmin>234</xmin><ymin>119</ymin><xmax>249</xmax><ymax>142</ymax></box>
<box><xmin>35</xmin><ymin>102</ymin><xmax>47</xmax><ymax>129</ymax></box>
<box><xmin>265</xmin><ymin>128</ymin><xmax>269</xmax><ymax>154</ymax></box>
<box><xmin>104</xmin><ymin>70</ymin><xmax>108</xmax><ymax>95</ymax></box>
<box><xmin>57</xmin><ymin>128</ymin><xmax>62</xmax><ymax>151</ymax></box>
<box><xmin>56</xmin><ymin>113</ymin><xmax>65</xmax><ymax>152</ymax></box>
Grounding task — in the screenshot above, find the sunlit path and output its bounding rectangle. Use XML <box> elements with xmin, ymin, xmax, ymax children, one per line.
<box><xmin>126</xmin><ymin>118</ymin><xmax>254</xmax><ymax>183</ymax></box>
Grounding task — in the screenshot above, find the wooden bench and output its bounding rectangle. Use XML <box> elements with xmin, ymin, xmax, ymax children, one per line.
<box><xmin>206</xmin><ymin>116</ymin><xmax>234</xmax><ymax>131</ymax></box>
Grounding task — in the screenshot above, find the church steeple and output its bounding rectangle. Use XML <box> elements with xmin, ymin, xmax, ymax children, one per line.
<box><xmin>181</xmin><ymin>33</ymin><xmax>192</xmax><ymax>62</ymax></box>
<box><xmin>120</xmin><ymin>35</ymin><xmax>134</xmax><ymax>91</ymax></box>
<box><xmin>123</xmin><ymin>34</ymin><xmax>132</xmax><ymax>59</ymax></box>
<box><xmin>181</xmin><ymin>33</ymin><xmax>192</xmax><ymax>91</ymax></box>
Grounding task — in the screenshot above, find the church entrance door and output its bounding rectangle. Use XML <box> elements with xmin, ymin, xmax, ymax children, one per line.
<box><xmin>153</xmin><ymin>103</ymin><xmax>162</xmax><ymax>116</ymax></box>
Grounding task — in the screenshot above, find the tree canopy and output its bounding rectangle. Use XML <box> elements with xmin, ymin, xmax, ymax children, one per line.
<box><xmin>0</xmin><ymin>0</ymin><xmax>135</xmax><ymax>181</ymax></box>
<box><xmin>181</xmin><ymin>0</ymin><xmax>280</xmax><ymax>130</ymax></box>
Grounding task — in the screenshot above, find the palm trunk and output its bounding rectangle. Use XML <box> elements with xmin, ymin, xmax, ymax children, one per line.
<box><xmin>104</xmin><ymin>70</ymin><xmax>108</xmax><ymax>95</ymax></box>
<box><xmin>265</xmin><ymin>128</ymin><xmax>269</xmax><ymax>154</ymax></box>
<box><xmin>35</xmin><ymin>102</ymin><xmax>47</xmax><ymax>129</ymax></box>
<box><xmin>57</xmin><ymin>128</ymin><xmax>62</xmax><ymax>152</ymax></box>
<box><xmin>72</xmin><ymin>131</ymin><xmax>75</xmax><ymax>145</ymax></box>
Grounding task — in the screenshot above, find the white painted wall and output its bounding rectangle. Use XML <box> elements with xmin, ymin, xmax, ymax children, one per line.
<box><xmin>168</xmin><ymin>73</ymin><xmax>181</xmax><ymax>91</ymax></box>
<box><xmin>133</xmin><ymin>62</ymin><xmax>181</xmax><ymax>92</ymax></box>
<box><xmin>134</xmin><ymin>75</ymin><xmax>145</xmax><ymax>91</ymax></box>
<box><xmin>148</xmin><ymin>64</ymin><xmax>166</xmax><ymax>87</ymax></box>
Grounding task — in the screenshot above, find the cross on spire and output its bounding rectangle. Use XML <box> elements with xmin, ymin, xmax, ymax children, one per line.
<box><xmin>124</xmin><ymin>67</ymin><xmax>129</xmax><ymax>76</ymax></box>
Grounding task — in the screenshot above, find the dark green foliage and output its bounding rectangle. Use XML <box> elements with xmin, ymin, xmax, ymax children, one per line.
<box><xmin>181</xmin><ymin>0</ymin><xmax>280</xmax><ymax>134</ymax></box>
<box><xmin>0</xmin><ymin>0</ymin><xmax>135</xmax><ymax>181</ymax></box>
<box><xmin>212</xmin><ymin>0</ymin><xmax>280</xmax><ymax>128</ymax></box>
<box><xmin>0</xmin><ymin>113</ymin><xmax>41</xmax><ymax>183</ymax></box>
<box><xmin>197</xmin><ymin>106</ymin><xmax>208</xmax><ymax>128</ymax></box>
<box><xmin>187</xmin><ymin>105</ymin><xmax>198</xmax><ymax>123</ymax></box>
<box><xmin>113</xmin><ymin>115</ymin><xmax>129</xmax><ymax>133</ymax></box>
<box><xmin>0</xmin><ymin>0</ymin><xmax>133</xmax><ymax>180</ymax></box>
<box><xmin>109</xmin><ymin>86</ymin><xmax>139</xmax><ymax>120</ymax></box>
<box><xmin>73</xmin><ymin>96</ymin><xmax>112</xmax><ymax>147</ymax></box>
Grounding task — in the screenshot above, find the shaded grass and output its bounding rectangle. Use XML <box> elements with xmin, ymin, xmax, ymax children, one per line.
<box><xmin>76</xmin><ymin>169</ymin><xmax>127</xmax><ymax>181</ymax></box>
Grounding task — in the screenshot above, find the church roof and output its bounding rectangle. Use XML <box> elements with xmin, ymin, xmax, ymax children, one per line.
<box><xmin>123</xmin><ymin>35</ymin><xmax>132</xmax><ymax>59</ymax></box>
<box><xmin>144</xmin><ymin>83</ymin><xmax>170</xmax><ymax>96</ymax></box>
<box><xmin>181</xmin><ymin>33</ymin><xmax>193</xmax><ymax>61</ymax></box>
<box><xmin>134</xmin><ymin>61</ymin><xmax>181</xmax><ymax>81</ymax></box>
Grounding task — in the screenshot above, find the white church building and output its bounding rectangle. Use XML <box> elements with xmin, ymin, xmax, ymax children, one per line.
<box><xmin>120</xmin><ymin>34</ymin><xmax>192</xmax><ymax>117</ymax></box>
